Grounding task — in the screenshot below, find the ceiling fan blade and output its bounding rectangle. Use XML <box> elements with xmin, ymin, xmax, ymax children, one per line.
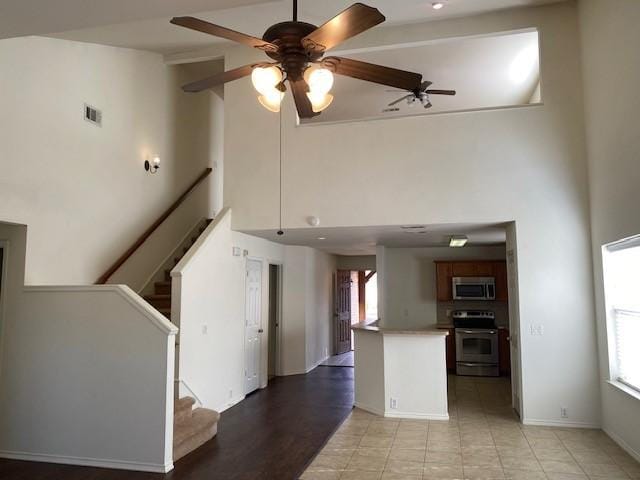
<box><xmin>302</xmin><ymin>3</ymin><xmax>385</xmax><ymax>53</ymax></box>
<box><xmin>289</xmin><ymin>79</ymin><xmax>320</xmax><ymax>119</ymax></box>
<box><xmin>170</xmin><ymin>16</ymin><xmax>278</xmax><ymax>53</ymax></box>
<box><xmin>324</xmin><ymin>56</ymin><xmax>422</xmax><ymax>91</ymax></box>
<box><xmin>388</xmin><ymin>95</ymin><xmax>412</xmax><ymax>107</ymax></box>
<box><xmin>182</xmin><ymin>65</ymin><xmax>255</xmax><ymax>92</ymax></box>
<box><xmin>425</xmin><ymin>89</ymin><xmax>457</xmax><ymax>96</ymax></box>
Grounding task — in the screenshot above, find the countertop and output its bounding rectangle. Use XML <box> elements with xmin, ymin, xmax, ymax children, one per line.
<box><xmin>351</xmin><ymin>321</ymin><xmax>449</xmax><ymax>336</ymax></box>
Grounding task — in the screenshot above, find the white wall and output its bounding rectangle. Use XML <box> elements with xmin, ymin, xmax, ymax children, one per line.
<box><xmin>0</xmin><ymin>223</ymin><xmax>177</xmax><ymax>472</ymax></box>
<box><xmin>305</xmin><ymin>248</ymin><xmax>336</xmax><ymax>370</ymax></box>
<box><xmin>221</xmin><ymin>2</ymin><xmax>600</xmax><ymax>427</ymax></box>
<box><xmin>0</xmin><ymin>36</ymin><xmax>213</xmax><ymax>285</ymax></box>
<box><xmin>173</xmin><ymin>210</ymin><xmax>285</xmax><ymax>411</ymax></box>
<box><xmin>281</xmin><ymin>246</ymin><xmax>336</xmax><ymax>374</ymax></box>
<box><xmin>336</xmin><ymin>255</ymin><xmax>376</xmax><ymax>271</ymax></box>
<box><xmin>381</xmin><ymin>246</ymin><xmax>506</xmax><ymax>328</ymax></box>
<box><xmin>579</xmin><ymin>0</ymin><xmax>640</xmax><ymax>457</ymax></box>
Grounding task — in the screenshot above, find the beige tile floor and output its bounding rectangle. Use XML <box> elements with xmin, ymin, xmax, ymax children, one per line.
<box><xmin>300</xmin><ymin>376</ymin><xmax>640</xmax><ymax>480</ymax></box>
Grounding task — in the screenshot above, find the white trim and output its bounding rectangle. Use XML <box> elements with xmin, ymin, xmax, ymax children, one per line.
<box><xmin>172</xmin><ymin>207</ymin><xmax>230</xmax><ymax>278</ymax></box>
<box><xmin>522</xmin><ymin>418</ymin><xmax>601</xmax><ymax>429</ymax></box>
<box><xmin>603</xmin><ymin>427</ymin><xmax>640</xmax><ymax>464</ymax></box>
<box><xmin>0</xmin><ymin>450</ymin><xmax>173</xmax><ymax>473</ymax></box>
<box><xmin>607</xmin><ymin>379</ymin><xmax>640</xmax><ymax>403</ymax></box>
<box><xmin>306</xmin><ymin>355</ymin><xmax>330</xmax><ymax>373</ymax></box>
<box><xmin>384</xmin><ymin>411</ymin><xmax>449</xmax><ymax>421</ymax></box>
<box><xmin>138</xmin><ymin>217</ymin><xmax>204</xmax><ymax>294</ymax></box>
<box><xmin>219</xmin><ymin>395</ymin><xmax>246</xmax><ymax>413</ymax></box>
<box><xmin>354</xmin><ymin>402</ymin><xmax>385</xmax><ymax>417</ymax></box>
<box><xmin>23</xmin><ymin>284</ymin><xmax>178</xmax><ymax>336</ymax></box>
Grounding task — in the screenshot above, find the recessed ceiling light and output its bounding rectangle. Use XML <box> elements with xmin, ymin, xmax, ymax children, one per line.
<box><xmin>432</xmin><ymin>2</ymin><xmax>444</xmax><ymax>10</ymax></box>
<box><xmin>318</xmin><ymin>237</ymin><xmax>326</xmax><ymax>240</ymax></box>
<box><xmin>449</xmin><ymin>235</ymin><xmax>468</xmax><ymax>247</ymax></box>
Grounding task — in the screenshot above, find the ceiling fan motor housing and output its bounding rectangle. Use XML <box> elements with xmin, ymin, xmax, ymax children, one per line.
<box><xmin>262</xmin><ymin>22</ymin><xmax>323</xmax><ymax>81</ymax></box>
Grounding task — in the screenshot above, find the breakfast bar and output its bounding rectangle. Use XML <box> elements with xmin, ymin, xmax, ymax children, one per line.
<box><xmin>351</xmin><ymin>321</ymin><xmax>449</xmax><ymax>420</ymax></box>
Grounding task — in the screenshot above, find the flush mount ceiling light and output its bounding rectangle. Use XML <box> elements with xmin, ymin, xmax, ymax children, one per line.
<box><xmin>318</xmin><ymin>237</ymin><xmax>327</xmax><ymax>240</ymax></box>
<box><xmin>449</xmin><ymin>235</ymin><xmax>468</xmax><ymax>247</ymax></box>
<box><xmin>432</xmin><ymin>2</ymin><xmax>445</xmax><ymax>10</ymax></box>
<box><xmin>170</xmin><ymin>1</ymin><xmax>434</xmax><ymax>118</ymax></box>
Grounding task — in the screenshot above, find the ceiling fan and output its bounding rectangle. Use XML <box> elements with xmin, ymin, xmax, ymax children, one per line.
<box><xmin>384</xmin><ymin>81</ymin><xmax>456</xmax><ymax>112</ymax></box>
<box><xmin>170</xmin><ymin>1</ymin><xmax>427</xmax><ymax>118</ymax></box>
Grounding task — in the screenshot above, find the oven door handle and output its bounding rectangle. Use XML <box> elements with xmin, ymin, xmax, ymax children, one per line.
<box><xmin>457</xmin><ymin>329</ymin><xmax>497</xmax><ymax>334</ymax></box>
<box><xmin>458</xmin><ymin>362</ymin><xmax>491</xmax><ymax>367</ymax></box>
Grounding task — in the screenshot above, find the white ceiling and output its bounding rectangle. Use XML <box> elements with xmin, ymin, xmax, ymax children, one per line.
<box><xmin>45</xmin><ymin>0</ymin><xmax>564</xmax><ymax>54</ymax></box>
<box><xmin>246</xmin><ymin>223</ymin><xmax>507</xmax><ymax>256</ymax></box>
<box><xmin>0</xmin><ymin>0</ymin><xmax>268</xmax><ymax>40</ymax></box>
<box><xmin>303</xmin><ymin>30</ymin><xmax>540</xmax><ymax>124</ymax></box>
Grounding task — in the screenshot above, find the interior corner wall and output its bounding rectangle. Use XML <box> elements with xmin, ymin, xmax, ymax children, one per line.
<box><xmin>223</xmin><ymin>1</ymin><xmax>601</xmax><ymax>427</ymax></box>
<box><xmin>281</xmin><ymin>246</ymin><xmax>335</xmax><ymax>375</ymax></box>
<box><xmin>381</xmin><ymin>246</ymin><xmax>506</xmax><ymax>328</ymax></box>
<box><xmin>0</xmin><ymin>36</ymin><xmax>213</xmax><ymax>285</ymax></box>
<box><xmin>579</xmin><ymin>0</ymin><xmax>640</xmax><ymax>457</ymax></box>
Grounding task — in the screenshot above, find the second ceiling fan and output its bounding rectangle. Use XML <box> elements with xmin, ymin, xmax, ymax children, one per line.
<box><xmin>171</xmin><ymin>1</ymin><xmax>454</xmax><ymax>118</ymax></box>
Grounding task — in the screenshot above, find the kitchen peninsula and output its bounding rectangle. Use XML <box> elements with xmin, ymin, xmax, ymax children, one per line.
<box><xmin>352</xmin><ymin>321</ymin><xmax>449</xmax><ymax>420</ymax></box>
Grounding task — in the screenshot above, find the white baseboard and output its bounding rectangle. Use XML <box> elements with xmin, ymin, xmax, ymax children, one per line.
<box><xmin>218</xmin><ymin>395</ymin><xmax>245</xmax><ymax>413</ymax></box>
<box><xmin>306</xmin><ymin>355</ymin><xmax>330</xmax><ymax>373</ymax></box>
<box><xmin>523</xmin><ymin>418</ymin><xmax>601</xmax><ymax>429</ymax></box>
<box><xmin>0</xmin><ymin>450</ymin><xmax>173</xmax><ymax>473</ymax></box>
<box><xmin>384</xmin><ymin>411</ymin><xmax>450</xmax><ymax>421</ymax></box>
<box><xmin>603</xmin><ymin>427</ymin><xmax>640</xmax><ymax>463</ymax></box>
<box><xmin>354</xmin><ymin>401</ymin><xmax>385</xmax><ymax>416</ymax></box>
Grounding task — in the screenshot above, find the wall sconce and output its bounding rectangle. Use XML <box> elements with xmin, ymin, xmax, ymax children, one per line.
<box><xmin>144</xmin><ymin>154</ymin><xmax>160</xmax><ymax>174</ymax></box>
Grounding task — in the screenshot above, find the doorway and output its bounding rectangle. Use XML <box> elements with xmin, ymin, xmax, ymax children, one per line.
<box><xmin>244</xmin><ymin>258</ymin><xmax>262</xmax><ymax>395</ymax></box>
<box><xmin>267</xmin><ymin>263</ymin><xmax>282</xmax><ymax>381</ymax></box>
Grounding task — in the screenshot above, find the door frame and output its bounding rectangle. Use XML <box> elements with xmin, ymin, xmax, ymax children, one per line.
<box><xmin>266</xmin><ymin>260</ymin><xmax>283</xmax><ymax>379</ymax></box>
<box><xmin>506</xmin><ymin>223</ymin><xmax>524</xmax><ymax>419</ymax></box>
<box><xmin>244</xmin><ymin>257</ymin><xmax>263</xmax><ymax>395</ymax></box>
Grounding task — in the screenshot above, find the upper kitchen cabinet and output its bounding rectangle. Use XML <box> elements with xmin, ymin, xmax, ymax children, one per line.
<box><xmin>435</xmin><ymin>260</ymin><xmax>508</xmax><ymax>302</ymax></box>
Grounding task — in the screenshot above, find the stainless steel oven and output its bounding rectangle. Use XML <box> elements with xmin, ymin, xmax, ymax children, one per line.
<box><xmin>452</xmin><ymin>277</ymin><xmax>496</xmax><ymax>301</ymax></box>
<box><xmin>453</xmin><ymin>311</ymin><xmax>499</xmax><ymax>377</ymax></box>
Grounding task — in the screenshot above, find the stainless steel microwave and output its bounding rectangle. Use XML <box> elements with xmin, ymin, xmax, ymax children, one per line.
<box><xmin>452</xmin><ymin>277</ymin><xmax>496</xmax><ymax>300</ymax></box>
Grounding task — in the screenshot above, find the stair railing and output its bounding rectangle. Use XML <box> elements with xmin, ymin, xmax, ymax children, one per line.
<box><xmin>96</xmin><ymin>168</ymin><xmax>212</xmax><ymax>284</ymax></box>
<box><xmin>175</xmin><ymin>379</ymin><xmax>204</xmax><ymax>407</ymax></box>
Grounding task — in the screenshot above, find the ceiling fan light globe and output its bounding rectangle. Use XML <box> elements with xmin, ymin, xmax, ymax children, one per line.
<box><xmin>251</xmin><ymin>66</ymin><xmax>283</xmax><ymax>96</ymax></box>
<box><xmin>304</xmin><ymin>67</ymin><xmax>334</xmax><ymax>95</ymax></box>
<box><xmin>307</xmin><ymin>92</ymin><xmax>334</xmax><ymax>113</ymax></box>
<box><xmin>258</xmin><ymin>90</ymin><xmax>284</xmax><ymax>113</ymax></box>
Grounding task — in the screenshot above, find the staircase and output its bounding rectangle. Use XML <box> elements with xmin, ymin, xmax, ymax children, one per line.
<box><xmin>143</xmin><ymin>218</ymin><xmax>218</xmax><ymax>462</ymax></box>
<box><xmin>173</xmin><ymin>396</ymin><xmax>220</xmax><ymax>462</ymax></box>
<box><xmin>144</xmin><ymin>218</ymin><xmax>212</xmax><ymax>320</ymax></box>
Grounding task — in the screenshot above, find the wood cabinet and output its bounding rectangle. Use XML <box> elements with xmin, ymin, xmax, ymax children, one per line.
<box><xmin>499</xmin><ymin>328</ymin><xmax>511</xmax><ymax>375</ymax></box>
<box><xmin>435</xmin><ymin>260</ymin><xmax>508</xmax><ymax>302</ymax></box>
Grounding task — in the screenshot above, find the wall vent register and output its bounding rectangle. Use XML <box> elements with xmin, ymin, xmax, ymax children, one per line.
<box><xmin>84</xmin><ymin>104</ymin><xmax>102</xmax><ymax>126</ymax></box>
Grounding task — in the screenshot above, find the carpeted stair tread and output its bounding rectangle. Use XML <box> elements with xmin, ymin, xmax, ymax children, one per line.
<box><xmin>175</xmin><ymin>396</ymin><xmax>195</xmax><ymax>414</ymax></box>
<box><xmin>173</xmin><ymin>407</ymin><xmax>220</xmax><ymax>460</ymax></box>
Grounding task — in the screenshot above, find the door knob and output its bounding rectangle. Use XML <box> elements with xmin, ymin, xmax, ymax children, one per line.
<box><xmin>258</xmin><ymin>329</ymin><xmax>264</xmax><ymax>333</ymax></box>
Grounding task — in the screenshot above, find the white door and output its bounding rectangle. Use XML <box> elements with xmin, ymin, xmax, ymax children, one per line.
<box><xmin>244</xmin><ymin>259</ymin><xmax>262</xmax><ymax>394</ymax></box>
<box><xmin>507</xmin><ymin>248</ymin><xmax>523</xmax><ymax>417</ymax></box>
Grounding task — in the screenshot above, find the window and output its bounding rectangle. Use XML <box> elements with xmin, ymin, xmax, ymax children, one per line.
<box><xmin>603</xmin><ymin>236</ymin><xmax>640</xmax><ymax>392</ymax></box>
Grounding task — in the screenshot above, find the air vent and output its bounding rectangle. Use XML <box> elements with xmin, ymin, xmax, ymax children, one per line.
<box><xmin>84</xmin><ymin>104</ymin><xmax>102</xmax><ymax>126</ymax></box>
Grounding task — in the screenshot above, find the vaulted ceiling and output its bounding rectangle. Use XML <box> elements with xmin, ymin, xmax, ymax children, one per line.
<box><xmin>0</xmin><ymin>0</ymin><xmax>565</xmax><ymax>54</ymax></box>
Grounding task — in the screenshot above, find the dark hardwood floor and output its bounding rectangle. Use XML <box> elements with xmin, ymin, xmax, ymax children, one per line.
<box><xmin>0</xmin><ymin>366</ymin><xmax>354</xmax><ymax>480</ymax></box>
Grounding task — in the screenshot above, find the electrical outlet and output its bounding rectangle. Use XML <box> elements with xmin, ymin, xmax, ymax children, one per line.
<box><xmin>229</xmin><ymin>389</ymin><xmax>233</xmax><ymax>399</ymax></box>
<box><xmin>560</xmin><ymin>407</ymin><xmax>568</xmax><ymax>418</ymax></box>
<box><xmin>390</xmin><ymin>398</ymin><xmax>398</xmax><ymax>409</ymax></box>
<box><xmin>202</xmin><ymin>324</ymin><xmax>208</xmax><ymax>334</ymax></box>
